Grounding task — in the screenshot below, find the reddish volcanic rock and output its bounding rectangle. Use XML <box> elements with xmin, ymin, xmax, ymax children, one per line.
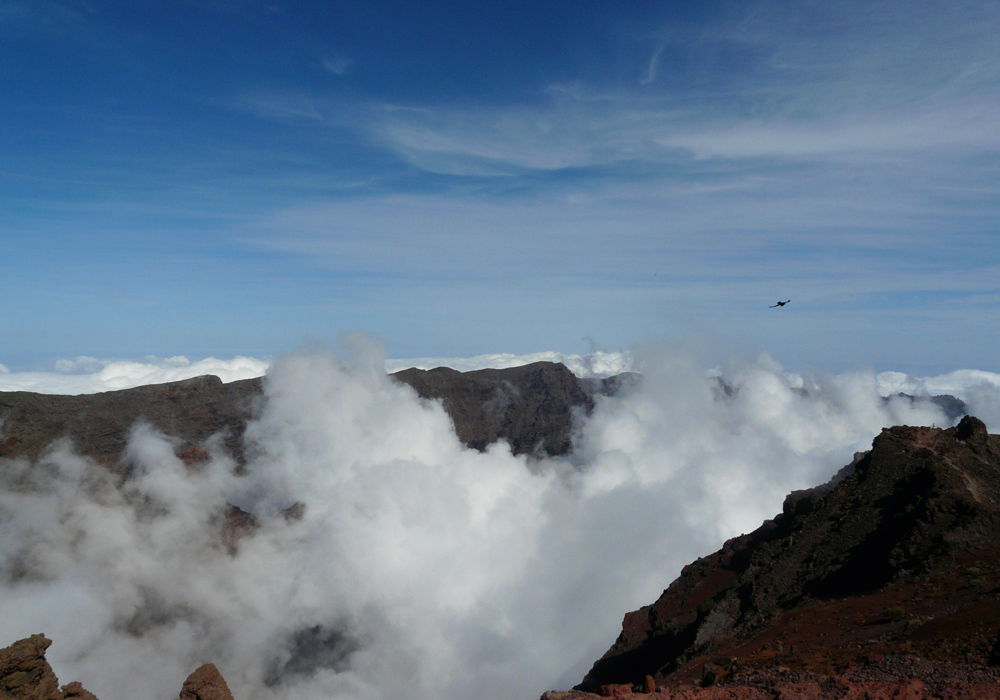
<box><xmin>178</xmin><ymin>664</ymin><xmax>235</xmax><ymax>700</ymax></box>
<box><xmin>0</xmin><ymin>634</ymin><xmax>97</xmax><ymax>700</ymax></box>
<box><xmin>1</xmin><ymin>635</ymin><xmax>241</xmax><ymax>700</ymax></box>
<box><xmin>0</xmin><ymin>634</ymin><xmax>63</xmax><ymax>700</ymax></box>
<box><xmin>60</xmin><ymin>682</ymin><xmax>99</xmax><ymax>700</ymax></box>
<box><xmin>599</xmin><ymin>683</ymin><xmax>637</xmax><ymax>697</ymax></box>
<box><xmin>547</xmin><ymin>662</ymin><xmax>1000</xmax><ymax>699</ymax></box>
<box><xmin>575</xmin><ymin>417</ymin><xmax>1000</xmax><ymax>696</ymax></box>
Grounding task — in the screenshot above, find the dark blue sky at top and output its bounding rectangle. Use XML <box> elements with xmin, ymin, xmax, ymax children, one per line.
<box><xmin>4</xmin><ymin>1</ymin><xmax>721</xmax><ymax>192</ymax></box>
<box><xmin>1</xmin><ymin>0</ymin><xmax>998</xmax><ymax>373</ymax></box>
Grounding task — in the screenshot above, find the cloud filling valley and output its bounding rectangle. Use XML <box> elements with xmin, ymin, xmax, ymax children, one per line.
<box><xmin>1</xmin><ymin>340</ymin><xmax>998</xmax><ymax>700</ymax></box>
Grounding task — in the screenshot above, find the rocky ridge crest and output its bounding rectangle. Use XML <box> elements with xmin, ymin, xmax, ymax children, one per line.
<box><xmin>0</xmin><ymin>362</ymin><xmax>627</xmax><ymax>470</ymax></box>
<box><xmin>568</xmin><ymin>416</ymin><xmax>1000</xmax><ymax>698</ymax></box>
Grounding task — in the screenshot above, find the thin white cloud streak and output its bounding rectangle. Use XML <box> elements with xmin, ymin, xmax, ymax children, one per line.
<box><xmin>241</xmin><ymin>184</ymin><xmax>1000</xmax><ymax>308</ymax></box>
<box><xmin>0</xmin><ymin>340</ymin><xmax>972</xmax><ymax>700</ymax></box>
<box><xmin>657</xmin><ymin>107</ymin><xmax>1000</xmax><ymax>160</ymax></box>
<box><xmin>640</xmin><ymin>41</ymin><xmax>666</xmax><ymax>86</ymax></box>
<box><xmin>322</xmin><ymin>57</ymin><xmax>351</xmax><ymax>76</ymax></box>
<box><xmin>357</xmin><ymin>0</ymin><xmax>1000</xmax><ymax>173</ymax></box>
<box><xmin>374</xmin><ymin>98</ymin><xmax>679</xmax><ymax>174</ymax></box>
<box><xmin>373</xmin><ymin>91</ymin><xmax>1000</xmax><ymax>174</ymax></box>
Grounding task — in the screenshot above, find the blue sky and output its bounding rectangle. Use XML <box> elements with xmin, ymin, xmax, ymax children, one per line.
<box><xmin>2</xmin><ymin>0</ymin><xmax>999</xmax><ymax>374</ymax></box>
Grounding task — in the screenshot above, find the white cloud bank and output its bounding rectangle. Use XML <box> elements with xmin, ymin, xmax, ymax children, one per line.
<box><xmin>3</xmin><ymin>351</ymin><xmax>999</xmax><ymax>415</ymax></box>
<box><xmin>2</xmin><ymin>339</ymin><xmax>995</xmax><ymax>700</ymax></box>
<box><xmin>0</xmin><ymin>356</ymin><xmax>271</xmax><ymax>394</ymax></box>
<box><xmin>383</xmin><ymin>350</ymin><xmax>632</xmax><ymax>378</ymax></box>
<box><xmin>0</xmin><ymin>351</ymin><xmax>630</xmax><ymax>395</ymax></box>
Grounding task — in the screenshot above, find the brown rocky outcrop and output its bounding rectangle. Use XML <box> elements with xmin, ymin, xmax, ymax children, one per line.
<box><xmin>177</xmin><ymin>664</ymin><xmax>234</xmax><ymax>700</ymax></box>
<box><xmin>576</xmin><ymin>416</ymin><xmax>1000</xmax><ymax>694</ymax></box>
<box><xmin>0</xmin><ymin>636</ymin><xmax>236</xmax><ymax>700</ymax></box>
<box><xmin>0</xmin><ymin>634</ymin><xmax>96</xmax><ymax>700</ymax></box>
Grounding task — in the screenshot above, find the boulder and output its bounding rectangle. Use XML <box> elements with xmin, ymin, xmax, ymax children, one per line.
<box><xmin>0</xmin><ymin>635</ymin><xmax>97</xmax><ymax>700</ymax></box>
<box><xmin>178</xmin><ymin>664</ymin><xmax>234</xmax><ymax>700</ymax></box>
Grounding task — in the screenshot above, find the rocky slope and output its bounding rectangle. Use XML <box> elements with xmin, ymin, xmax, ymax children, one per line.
<box><xmin>0</xmin><ymin>362</ymin><xmax>620</xmax><ymax>470</ymax></box>
<box><xmin>2</xmin><ymin>369</ymin><xmax>990</xmax><ymax>699</ymax></box>
<box><xmin>568</xmin><ymin>415</ymin><xmax>1000</xmax><ymax>697</ymax></box>
<box><xmin>393</xmin><ymin>362</ymin><xmax>614</xmax><ymax>455</ymax></box>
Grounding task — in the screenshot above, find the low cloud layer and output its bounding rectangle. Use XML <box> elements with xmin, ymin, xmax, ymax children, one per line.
<box><xmin>4</xmin><ymin>351</ymin><xmax>1000</xmax><ymax>404</ymax></box>
<box><xmin>0</xmin><ymin>356</ymin><xmax>270</xmax><ymax>394</ymax></box>
<box><xmin>0</xmin><ymin>351</ymin><xmax>631</xmax><ymax>395</ymax></box>
<box><xmin>382</xmin><ymin>350</ymin><xmax>632</xmax><ymax>378</ymax></box>
<box><xmin>0</xmin><ymin>340</ymin><xmax>995</xmax><ymax>700</ymax></box>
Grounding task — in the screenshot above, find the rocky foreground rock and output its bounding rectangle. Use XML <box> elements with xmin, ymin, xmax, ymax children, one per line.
<box><xmin>555</xmin><ymin>416</ymin><xmax>1000</xmax><ymax>698</ymax></box>
<box><xmin>0</xmin><ymin>634</ymin><xmax>232</xmax><ymax>700</ymax></box>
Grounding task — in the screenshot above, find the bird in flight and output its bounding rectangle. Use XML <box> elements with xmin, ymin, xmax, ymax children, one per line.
<box><xmin>770</xmin><ymin>300</ymin><xmax>791</xmax><ymax>308</ymax></box>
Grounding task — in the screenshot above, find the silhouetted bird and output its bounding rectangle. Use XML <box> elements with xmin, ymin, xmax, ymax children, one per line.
<box><xmin>770</xmin><ymin>300</ymin><xmax>790</xmax><ymax>308</ymax></box>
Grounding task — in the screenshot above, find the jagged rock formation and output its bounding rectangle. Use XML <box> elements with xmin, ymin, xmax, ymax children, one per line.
<box><xmin>576</xmin><ymin>416</ymin><xmax>1000</xmax><ymax>695</ymax></box>
<box><xmin>0</xmin><ymin>362</ymin><xmax>621</xmax><ymax>468</ymax></box>
<box><xmin>0</xmin><ymin>636</ymin><xmax>235</xmax><ymax>700</ymax></box>
<box><xmin>0</xmin><ymin>634</ymin><xmax>97</xmax><ymax>700</ymax></box>
<box><xmin>177</xmin><ymin>664</ymin><xmax>234</xmax><ymax>700</ymax></box>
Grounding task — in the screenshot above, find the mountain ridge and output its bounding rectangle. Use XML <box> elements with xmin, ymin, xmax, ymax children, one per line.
<box><xmin>569</xmin><ymin>415</ymin><xmax>1000</xmax><ymax>697</ymax></box>
<box><xmin>0</xmin><ymin>362</ymin><xmax>622</xmax><ymax>469</ymax></box>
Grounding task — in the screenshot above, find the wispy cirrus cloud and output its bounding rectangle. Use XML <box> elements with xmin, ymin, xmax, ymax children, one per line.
<box><xmin>351</xmin><ymin>0</ymin><xmax>1000</xmax><ymax>175</ymax></box>
<box><xmin>640</xmin><ymin>40</ymin><xmax>667</xmax><ymax>86</ymax></box>
<box><xmin>322</xmin><ymin>56</ymin><xmax>351</xmax><ymax>76</ymax></box>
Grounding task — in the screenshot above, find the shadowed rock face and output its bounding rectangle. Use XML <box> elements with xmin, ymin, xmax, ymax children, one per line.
<box><xmin>0</xmin><ymin>375</ymin><xmax>262</xmax><ymax>472</ymax></box>
<box><xmin>578</xmin><ymin>416</ymin><xmax>1000</xmax><ymax>692</ymax></box>
<box><xmin>0</xmin><ymin>362</ymin><xmax>619</xmax><ymax>470</ymax></box>
<box><xmin>393</xmin><ymin>361</ymin><xmax>598</xmax><ymax>456</ymax></box>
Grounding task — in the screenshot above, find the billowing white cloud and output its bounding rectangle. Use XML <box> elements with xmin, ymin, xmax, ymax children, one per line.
<box><xmin>876</xmin><ymin>368</ymin><xmax>1000</xmax><ymax>398</ymax></box>
<box><xmin>877</xmin><ymin>368</ymin><xmax>1000</xmax><ymax>430</ymax></box>
<box><xmin>1</xmin><ymin>340</ymin><xmax>985</xmax><ymax>700</ymax></box>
